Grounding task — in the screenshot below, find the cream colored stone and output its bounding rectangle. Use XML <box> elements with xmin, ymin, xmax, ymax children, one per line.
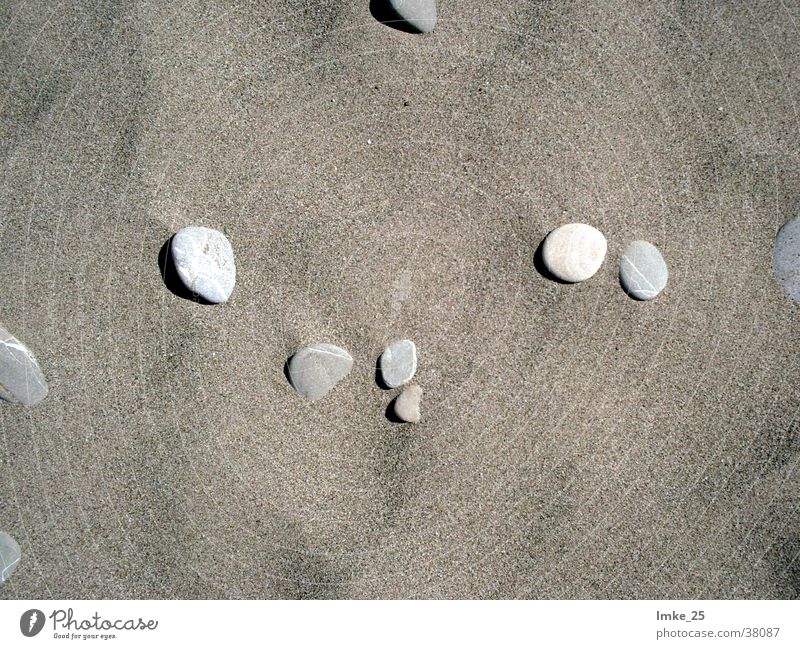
<box><xmin>542</xmin><ymin>223</ymin><xmax>607</xmax><ymax>283</ymax></box>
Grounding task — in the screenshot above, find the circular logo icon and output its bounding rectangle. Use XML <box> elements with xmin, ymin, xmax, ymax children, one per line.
<box><xmin>20</xmin><ymin>609</ymin><xmax>45</xmax><ymax>637</ymax></box>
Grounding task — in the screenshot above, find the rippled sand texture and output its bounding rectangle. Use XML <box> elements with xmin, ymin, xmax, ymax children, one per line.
<box><xmin>0</xmin><ymin>1</ymin><xmax>798</xmax><ymax>598</ymax></box>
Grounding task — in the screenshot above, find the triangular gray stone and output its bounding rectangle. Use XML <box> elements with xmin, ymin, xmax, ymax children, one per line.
<box><xmin>0</xmin><ymin>326</ymin><xmax>48</xmax><ymax>406</ymax></box>
<box><xmin>0</xmin><ymin>531</ymin><xmax>21</xmax><ymax>584</ymax></box>
<box><xmin>288</xmin><ymin>343</ymin><xmax>353</xmax><ymax>401</ymax></box>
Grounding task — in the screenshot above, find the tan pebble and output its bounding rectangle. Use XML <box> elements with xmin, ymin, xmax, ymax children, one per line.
<box><xmin>394</xmin><ymin>384</ymin><xmax>423</xmax><ymax>423</ymax></box>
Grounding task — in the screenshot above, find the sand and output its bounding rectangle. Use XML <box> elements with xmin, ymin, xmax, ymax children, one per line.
<box><xmin>0</xmin><ymin>0</ymin><xmax>798</xmax><ymax>599</ymax></box>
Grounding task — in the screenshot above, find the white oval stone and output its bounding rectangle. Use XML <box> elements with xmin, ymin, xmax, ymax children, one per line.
<box><xmin>380</xmin><ymin>339</ymin><xmax>417</xmax><ymax>388</ymax></box>
<box><xmin>0</xmin><ymin>531</ymin><xmax>21</xmax><ymax>584</ymax></box>
<box><xmin>387</xmin><ymin>0</ymin><xmax>437</xmax><ymax>33</ymax></box>
<box><xmin>619</xmin><ymin>240</ymin><xmax>668</xmax><ymax>300</ymax></box>
<box><xmin>0</xmin><ymin>326</ymin><xmax>48</xmax><ymax>406</ymax></box>
<box><xmin>541</xmin><ymin>223</ymin><xmax>607</xmax><ymax>283</ymax></box>
<box><xmin>394</xmin><ymin>384</ymin><xmax>422</xmax><ymax>423</ymax></box>
<box><xmin>288</xmin><ymin>343</ymin><xmax>353</xmax><ymax>401</ymax></box>
<box><xmin>170</xmin><ymin>226</ymin><xmax>236</xmax><ymax>303</ymax></box>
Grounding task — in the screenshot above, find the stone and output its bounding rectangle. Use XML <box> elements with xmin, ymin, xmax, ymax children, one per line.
<box><xmin>619</xmin><ymin>240</ymin><xmax>669</xmax><ymax>300</ymax></box>
<box><xmin>773</xmin><ymin>217</ymin><xmax>800</xmax><ymax>301</ymax></box>
<box><xmin>387</xmin><ymin>0</ymin><xmax>437</xmax><ymax>33</ymax></box>
<box><xmin>0</xmin><ymin>531</ymin><xmax>21</xmax><ymax>584</ymax></box>
<box><xmin>379</xmin><ymin>339</ymin><xmax>417</xmax><ymax>388</ymax></box>
<box><xmin>541</xmin><ymin>223</ymin><xmax>607</xmax><ymax>283</ymax></box>
<box><xmin>170</xmin><ymin>226</ymin><xmax>236</xmax><ymax>303</ymax></box>
<box><xmin>0</xmin><ymin>326</ymin><xmax>48</xmax><ymax>406</ymax></box>
<box><xmin>288</xmin><ymin>343</ymin><xmax>353</xmax><ymax>401</ymax></box>
<box><xmin>394</xmin><ymin>384</ymin><xmax>422</xmax><ymax>423</ymax></box>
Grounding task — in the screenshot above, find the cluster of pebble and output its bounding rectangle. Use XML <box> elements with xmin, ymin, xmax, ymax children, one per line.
<box><xmin>287</xmin><ymin>339</ymin><xmax>422</xmax><ymax>422</ymax></box>
<box><xmin>380</xmin><ymin>340</ymin><xmax>422</xmax><ymax>422</ymax></box>
<box><xmin>541</xmin><ymin>222</ymin><xmax>669</xmax><ymax>299</ymax></box>
<box><xmin>164</xmin><ymin>227</ymin><xmax>422</xmax><ymax>420</ymax></box>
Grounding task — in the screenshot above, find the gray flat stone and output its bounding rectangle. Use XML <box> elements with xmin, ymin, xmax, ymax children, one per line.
<box><xmin>394</xmin><ymin>384</ymin><xmax>422</xmax><ymax>423</ymax></box>
<box><xmin>542</xmin><ymin>223</ymin><xmax>607</xmax><ymax>282</ymax></box>
<box><xmin>380</xmin><ymin>339</ymin><xmax>417</xmax><ymax>388</ymax></box>
<box><xmin>0</xmin><ymin>531</ymin><xmax>21</xmax><ymax>585</ymax></box>
<box><xmin>619</xmin><ymin>240</ymin><xmax>668</xmax><ymax>300</ymax></box>
<box><xmin>0</xmin><ymin>326</ymin><xmax>48</xmax><ymax>406</ymax></box>
<box><xmin>387</xmin><ymin>0</ymin><xmax>437</xmax><ymax>33</ymax></box>
<box><xmin>773</xmin><ymin>217</ymin><xmax>800</xmax><ymax>301</ymax></box>
<box><xmin>170</xmin><ymin>226</ymin><xmax>236</xmax><ymax>303</ymax></box>
<box><xmin>288</xmin><ymin>343</ymin><xmax>353</xmax><ymax>401</ymax></box>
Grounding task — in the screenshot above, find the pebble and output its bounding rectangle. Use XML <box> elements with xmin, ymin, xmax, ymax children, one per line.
<box><xmin>288</xmin><ymin>343</ymin><xmax>353</xmax><ymax>401</ymax></box>
<box><xmin>0</xmin><ymin>326</ymin><xmax>48</xmax><ymax>406</ymax></box>
<box><xmin>541</xmin><ymin>223</ymin><xmax>607</xmax><ymax>282</ymax></box>
<box><xmin>0</xmin><ymin>531</ymin><xmax>21</xmax><ymax>584</ymax></box>
<box><xmin>170</xmin><ymin>226</ymin><xmax>236</xmax><ymax>304</ymax></box>
<box><xmin>380</xmin><ymin>339</ymin><xmax>417</xmax><ymax>388</ymax></box>
<box><xmin>619</xmin><ymin>240</ymin><xmax>669</xmax><ymax>300</ymax></box>
<box><xmin>394</xmin><ymin>384</ymin><xmax>422</xmax><ymax>423</ymax></box>
<box><xmin>773</xmin><ymin>217</ymin><xmax>800</xmax><ymax>301</ymax></box>
<box><xmin>388</xmin><ymin>0</ymin><xmax>437</xmax><ymax>33</ymax></box>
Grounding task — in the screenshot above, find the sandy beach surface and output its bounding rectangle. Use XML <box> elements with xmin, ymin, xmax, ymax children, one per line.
<box><xmin>1</xmin><ymin>0</ymin><xmax>798</xmax><ymax>599</ymax></box>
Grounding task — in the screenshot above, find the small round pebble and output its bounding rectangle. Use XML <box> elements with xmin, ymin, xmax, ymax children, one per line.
<box><xmin>394</xmin><ymin>384</ymin><xmax>422</xmax><ymax>423</ymax></box>
<box><xmin>170</xmin><ymin>226</ymin><xmax>236</xmax><ymax>304</ymax></box>
<box><xmin>619</xmin><ymin>240</ymin><xmax>669</xmax><ymax>300</ymax></box>
<box><xmin>380</xmin><ymin>339</ymin><xmax>417</xmax><ymax>388</ymax></box>
<box><xmin>387</xmin><ymin>0</ymin><xmax>437</xmax><ymax>33</ymax></box>
<box><xmin>773</xmin><ymin>217</ymin><xmax>800</xmax><ymax>301</ymax></box>
<box><xmin>0</xmin><ymin>531</ymin><xmax>21</xmax><ymax>585</ymax></box>
<box><xmin>0</xmin><ymin>326</ymin><xmax>48</xmax><ymax>406</ymax></box>
<box><xmin>541</xmin><ymin>223</ymin><xmax>607</xmax><ymax>283</ymax></box>
<box><xmin>288</xmin><ymin>343</ymin><xmax>353</xmax><ymax>401</ymax></box>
